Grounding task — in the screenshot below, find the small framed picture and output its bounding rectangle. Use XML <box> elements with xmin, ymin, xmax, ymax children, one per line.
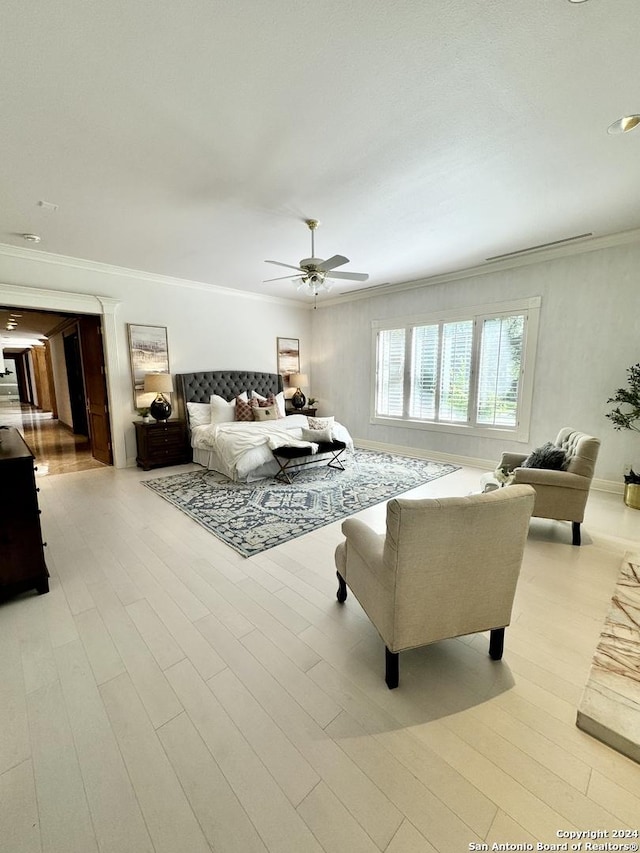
<box><xmin>128</xmin><ymin>324</ymin><xmax>170</xmax><ymax>408</ymax></box>
<box><xmin>277</xmin><ymin>337</ymin><xmax>300</xmax><ymax>377</ymax></box>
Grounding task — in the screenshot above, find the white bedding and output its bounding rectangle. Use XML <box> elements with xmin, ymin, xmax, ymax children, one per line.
<box><xmin>190</xmin><ymin>414</ymin><xmax>353</xmax><ymax>481</ymax></box>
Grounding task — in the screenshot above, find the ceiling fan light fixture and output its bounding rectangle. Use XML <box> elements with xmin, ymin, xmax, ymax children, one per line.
<box><xmin>607</xmin><ymin>115</ymin><xmax>640</xmax><ymax>135</ymax></box>
<box><xmin>265</xmin><ymin>219</ymin><xmax>369</xmax><ymax>301</ymax></box>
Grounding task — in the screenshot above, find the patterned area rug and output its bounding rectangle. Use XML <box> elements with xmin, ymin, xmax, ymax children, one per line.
<box><xmin>142</xmin><ymin>450</ymin><xmax>459</xmax><ymax>557</ymax></box>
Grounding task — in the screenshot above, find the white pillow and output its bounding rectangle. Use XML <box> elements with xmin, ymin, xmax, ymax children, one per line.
<box><xmin>210</xmin><ymin>391</ymin><xmax>248</xmax><ymax>425</ymax></box>
<box><xmin>186</xmin><ymin>402</ymin><xmax>212</xmax><ymax>428</ymax></box>
<box><xmin>301</xmin><ymin>426</ymin><xmax>333</xmax><ymax>443</ymax></box>
<box><xmin>251</xmin><ymin>389</ymin><xmax>286</xmax><ymax>418</ymax></box>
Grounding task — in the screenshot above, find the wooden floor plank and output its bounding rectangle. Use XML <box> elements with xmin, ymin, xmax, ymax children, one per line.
<box><xmin>55</xmin><ymin>640</ymin><xmax>154</xmax><ymax>853</ymax></box>
<box><xmin>197</xmin><ymin>613</ymin><xmax>404</xmax><ymax>850</ymax></box>
<box><xmin>208</xmin><ymin>667</ymin><xmax>320</xmax><ymax>807</ymax></box>
<box><xmin>86</xmin><ymin>579</ymin><xmax>184</xmax><ymax>728</ymax></box>
<box><xmin>27</xmin><ymin>679</ymin><xmax>99</xmax><ymax>853</ymax></box>
<box><xmin>100</xmin><ymin>672</ymin><xmax>210</xmax><ymax>853</ymax></box>
<box><xmin>0</xmin><ymin>760</ymin><xmax>41</xmax><ymax>853</ymax></box>
<box><xmin>157</xmin><ymin>711</ymin><xmax>269</xmax><ymax>853</ymax></box>
<box><xmin>165</xmin><ymin>658</ymin><xmax>326</xmax><ymax>853</ymax></box>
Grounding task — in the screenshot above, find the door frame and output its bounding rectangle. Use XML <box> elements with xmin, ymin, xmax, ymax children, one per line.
<box><xmin>0</xmin><ymin>282</ymin><xmax>124</xmax><ymax>467</ymax></box>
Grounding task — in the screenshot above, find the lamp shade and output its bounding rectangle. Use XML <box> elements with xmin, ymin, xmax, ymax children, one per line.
<box><xmin>144</xmin><ymin>373</ymin><xmax>173</xmax><ymax>394</ymax></box>
<box><xmin>289</xmin><ymin>373</ymin><xmax>308</xmax><ymax>388</ymax></box>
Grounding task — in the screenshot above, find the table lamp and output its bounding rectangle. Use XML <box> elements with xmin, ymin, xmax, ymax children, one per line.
<box><xmin>144</xmin><ymin>373</ymin><xmax>173</xmax><ymax>421</ymax></box>
<box><xmin>289</xmin><ymin>373</ymin><xmax>308</xmax><ymax>410</ymax></box>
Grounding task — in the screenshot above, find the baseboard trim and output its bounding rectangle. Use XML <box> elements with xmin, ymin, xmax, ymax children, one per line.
<box><xmin>592</xmin><ymin>477</ymin><xmax>624</xmax><ymax>495</ymax></box>
<box><xmin>354</xmin><ymin>438</ymin><xmax>496</xmax><ymax>472</ymax></box>
<box><xmin>354</xmin><ymin>438</ymin><xmax>624</xmax><ymax>495</ymax></box>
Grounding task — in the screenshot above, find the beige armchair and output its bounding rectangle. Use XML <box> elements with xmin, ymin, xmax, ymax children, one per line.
<box><xmin>334</xmin><ymin>485</ymin><xmax>535</xmax><ymax>689</ymax></box>
<box><xmin>498</xmin><ymin>428</ymin><xmax>600</xmax><ymax>546</ymax></box>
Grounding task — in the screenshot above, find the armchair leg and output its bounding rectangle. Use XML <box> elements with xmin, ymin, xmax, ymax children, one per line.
<box><xmin>572</xmin><ymin>522</ymin><xmax>581</xmax><ymax>546</ymax></box>
<box><xmin>489</xmin><ymin>628</ymin><xmax>505</xmax><ymax>661</ymax></box>
<box><xmin>385</xmin><ymin>647</ymin><xmax>399</xmax><ymax>689</ymax></box>
<box><xmin>336</xmin><ymin>571</ymin><xmax>347</xmax><ymax>603</ymax></box>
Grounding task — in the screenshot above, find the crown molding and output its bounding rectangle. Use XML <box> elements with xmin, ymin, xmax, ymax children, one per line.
<box><xmin>0</xmin><ymin>243</ymin><xmax>305</xmax><ymax>309</ymax></box>
<box><xmin>4</xmin><ymin>224</ymin><xmax>640</xmax><ymax>313</ymax></box>
<box><xmin>319</xmin><ymin>226</ymin><xmax>640</xmax><ymax>309</ymax></box>
<box><xmin>0</xmin><ymin>280</ymin><xmax>117</xmax><ymax>315</ymax></box>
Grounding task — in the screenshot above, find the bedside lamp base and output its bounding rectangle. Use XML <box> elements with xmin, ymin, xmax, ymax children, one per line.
<box><xmin>150</xmin><ymin>394</ymin><xmax>172</xmax><ymax>422</ymax></box>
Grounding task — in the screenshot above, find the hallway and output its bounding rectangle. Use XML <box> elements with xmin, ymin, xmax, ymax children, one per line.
<box><xmin>0</xmin><ymin>401</ymin><xmax>106</xmax><ymax>476</ymax></box>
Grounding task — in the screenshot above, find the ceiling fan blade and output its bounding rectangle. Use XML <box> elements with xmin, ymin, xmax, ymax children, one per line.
<box><xmin>316</xmin><ymin>254</ymin><xmax>349</xmax><ymax>272</ymax></box>
<box><xmin>265</xmin><ymin>260</ymin><xmax>304</xmax><ymax>272</ymax></box>
<box><xmin>263</xmin><ymin>274</ymin><xmax>302</xmax><ymax>282</ymax></box>
<box><xmin>325</xmin><ymin>270</ymin><xmax>369</xmax><ymax>281</ymax></box>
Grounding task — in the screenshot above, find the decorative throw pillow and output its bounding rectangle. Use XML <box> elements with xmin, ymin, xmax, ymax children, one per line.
<box><xmin>308</xmin><ymin>416</ymin><xmax>334</xmax><ymax>431</ymax></box>
<box><xmin>210</xmin><ymin>392</ymin><xmax>248</xmax><ymax>425</ymax></box>
<box><xmin>251</xmin><ymin>390</ymin><xmax>286</xmax><ymax>418</ymax></box>
<box><xmin>250</xmin><ymin>393</ymin><xmax>277</xmax><ymax>409</ymax></box>
<box><xmin>252</xmin><ymin>405</ymin><xmax>279</xmax><ymax>421</ymax></box>
<box><xmin>301</xmin><ymin>426</ymin><xmax>333</xmax><ymax>443</ymax></box>
<box><xmin>186</xmin><ymin>402</ymin><xmax>211</xmax><ymax>428</ymax></box>
<box><xmin>521</xmin><ymin>442</ymin><xmax>567</xmax><ymax>470</ymax></box>
<box><xmin>234</xmin><ymin>396</ymin><xmax>254</xmax><ymax>422</ymax></box>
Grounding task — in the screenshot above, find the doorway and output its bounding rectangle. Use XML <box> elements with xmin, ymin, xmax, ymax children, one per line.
<box><xmin>0</xmin><ymin>306</ymin><xmax>113</xmax><ymax>473</ymax></box>
<box><xmin>0</xmin><ymin>284</ymin><xmax>123</xmax><ymax>467</ymax></box>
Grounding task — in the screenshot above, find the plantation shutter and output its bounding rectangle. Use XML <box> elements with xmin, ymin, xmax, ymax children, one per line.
<box><xmin>476</xmin><ymin>314</ymin><xmax>525</xmax><ymax>427</ymax></box>
<box><xmin>438</xmin><ymin>320</ymin><xmax>473</xmax><ymax>422</ymax></box>
<box><xmin>376</xmin><ymin>328</ymin><xmax>405</xmax><ymax>416</ymax></box>
<box><xmin>409</xmin><ymin>324</ymin><xmax>439</xmax><ymax>419</ymax></box>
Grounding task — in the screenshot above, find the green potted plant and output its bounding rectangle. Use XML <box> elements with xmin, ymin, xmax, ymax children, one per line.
<box><xmin>606</xmin><ymin>362</ymin><xmax>640</xmax><ymax>508</ymax></box>
<box><xmin>137</xmin><ymin>406</ymin><xmax>151</xmax><ymax>423</ymax></box>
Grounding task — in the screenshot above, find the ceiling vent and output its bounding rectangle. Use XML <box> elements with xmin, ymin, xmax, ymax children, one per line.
<box><xmin>485</xmin><ymin>233</ymin><xmax>593</xmax><ymax>262</ymax></box>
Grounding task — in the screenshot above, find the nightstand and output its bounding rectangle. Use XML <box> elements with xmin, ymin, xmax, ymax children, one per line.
<box><xmin>134</xmin><ymin>420</ymin><xmax>190</xmax><ymax>470</ymax></box>
<box><xmin>286</xmin><ymin>407</ymin><xmax>317</xmax><ymax>417</ymax></box>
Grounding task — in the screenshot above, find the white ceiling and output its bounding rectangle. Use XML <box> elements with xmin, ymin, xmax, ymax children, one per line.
<box><xmin>0</xmin><ymin>308</ymin><xmax>70</xmax><ymax>349</ymax></box>
<box><xmin>1</xmin><ymin>0</ymin><xmax>639</xmax><ymax>305</ymax></box>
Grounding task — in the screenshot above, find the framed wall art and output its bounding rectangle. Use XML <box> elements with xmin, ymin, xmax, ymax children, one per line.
<box><xmin>276</xmin><ymin>337</ymin><xmax>300</xmax><ymax>378</ymax></box>
<box><xmin>128</xmin><ymin>324</ymin><xmax>170</xmax><ymax>408</ymax></box>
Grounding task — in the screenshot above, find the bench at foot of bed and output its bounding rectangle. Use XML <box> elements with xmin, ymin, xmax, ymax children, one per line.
<box><xmin>272</xmin><ymin>440</ymin><xmax>347</xmax><ymax>484</ymax></box>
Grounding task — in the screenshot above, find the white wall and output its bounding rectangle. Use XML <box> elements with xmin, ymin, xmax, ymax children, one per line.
<box><xmin>0</xmin><ymin>249</ymin><xmax>312</xmax><ymax>466</ymax></box>
<box><xmin>311</xmin><ymin>240</ymin><xmax>640</xmax><ymax>486</ymax></box>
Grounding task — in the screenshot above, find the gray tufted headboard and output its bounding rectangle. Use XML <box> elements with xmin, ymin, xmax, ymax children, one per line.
<box><xmin>175</xmin><ymin>370</ymin><xmax>283</xmax><ymax>423</ymax></box>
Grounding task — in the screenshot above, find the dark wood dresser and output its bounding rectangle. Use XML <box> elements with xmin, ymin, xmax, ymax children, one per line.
<box><xmin>0</xmin><ymin>427</ymin><xmax>49</xmax><ymax>599</ymax></box>
<box><xmin>134</xmin><ymin>420</ymin><xmax>191</xmax><ymax>470</ymax></box>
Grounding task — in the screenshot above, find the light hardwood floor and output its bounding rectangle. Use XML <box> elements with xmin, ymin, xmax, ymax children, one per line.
<box><xmin>0</xmin><ymin>402</ymin><xmax>105</xmax><ymax>475</ymax></box>
<box><xmin>1</xmin><ymin>460</ymin><xmax>639</xmax><ymax>853</ymax></box>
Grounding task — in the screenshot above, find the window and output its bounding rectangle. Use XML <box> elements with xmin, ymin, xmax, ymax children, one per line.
<box><xmin>373</xmin><ymin>298</ymin><xmax>540</xmax><ymax>440</ymax></box>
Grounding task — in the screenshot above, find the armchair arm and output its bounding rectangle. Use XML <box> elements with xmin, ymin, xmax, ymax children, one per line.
<box><xmin>499</xmin><ymin>452</ymin><xmax>528</xmax><ymax>472</ymax></box>
<box><xmin>512</xmin><ymin>467</ymin><xmax>591</xmax><ymax>490</ymax></box>
<box><xmin>341</xmin><ymin>519</ymin><xmax>386</xmax><ymax>571</ymax></box>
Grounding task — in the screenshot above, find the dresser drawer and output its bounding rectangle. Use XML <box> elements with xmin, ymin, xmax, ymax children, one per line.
<box><xmin>147</xmin><ymin>430</ymin><xmax>185</xmax><ymax>449</ymax></box>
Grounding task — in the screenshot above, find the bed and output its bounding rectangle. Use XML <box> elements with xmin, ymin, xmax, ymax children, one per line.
<box><xmin>175</xmin><ymin>370</ymin><xmax>353</xmax><ymax>482</ymax></box>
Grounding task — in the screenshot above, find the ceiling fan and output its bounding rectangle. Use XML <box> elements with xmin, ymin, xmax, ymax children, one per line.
<box><xmin>264</xmin><ymin>219</ymin><xmax>369</xmax><ymax>303</ymax></box>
